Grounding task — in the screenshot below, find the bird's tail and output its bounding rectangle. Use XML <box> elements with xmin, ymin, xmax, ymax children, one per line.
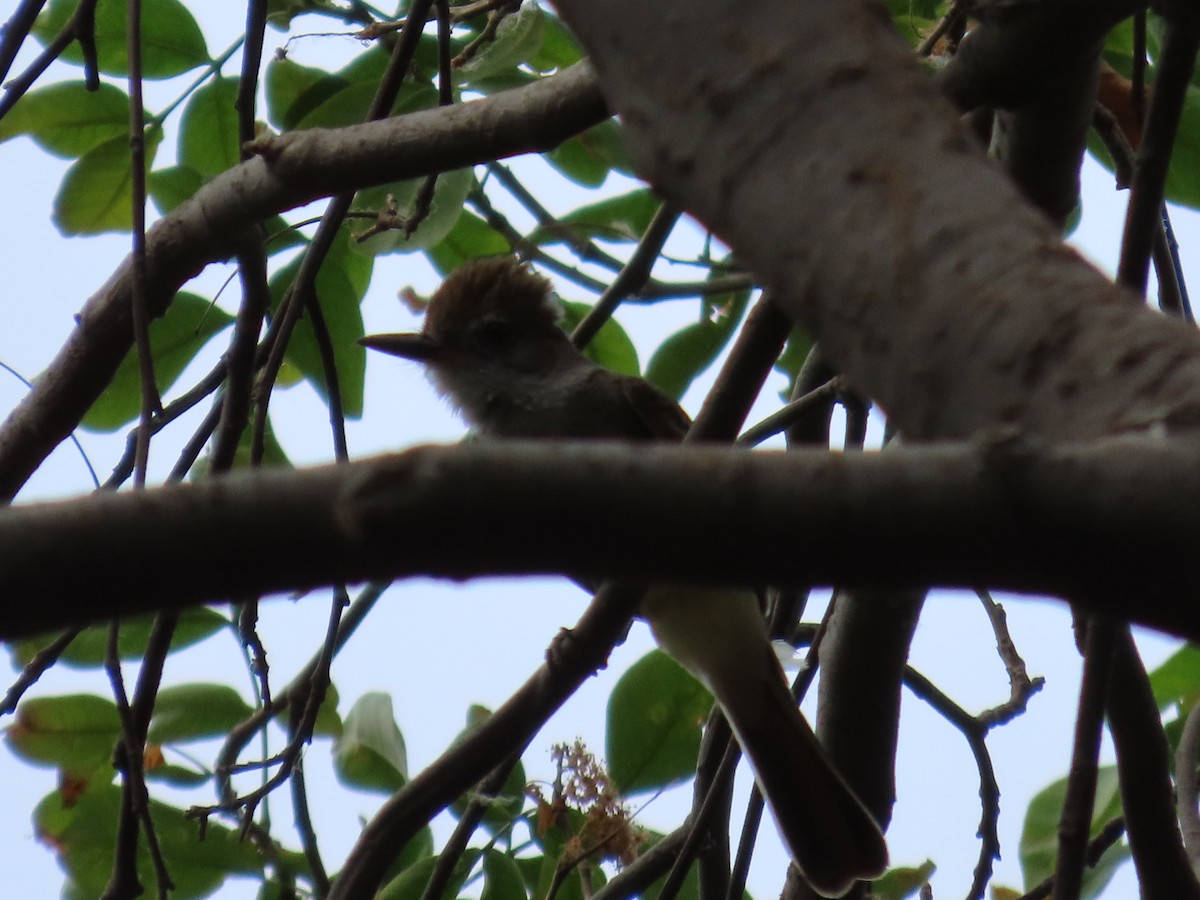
<box><xmin>641</xmin><ymin>587</ymin><xmax>888</xmax><ymax>898</ymax></box>
<box><xmin>715</xmin><ymin>644</ymin><xmax>889</xmax><ymax>898</ymax></box>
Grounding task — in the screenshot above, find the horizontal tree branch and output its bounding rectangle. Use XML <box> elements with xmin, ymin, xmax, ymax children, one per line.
<box><xmin>0</xmin><ymin>63</ymin><xmax>607</xmax><ymax>502</ymax></box>
<box><xmin>5</xmin><ymin>438</ymin><xmax>1200</xmax><ymax>641</ymax></box>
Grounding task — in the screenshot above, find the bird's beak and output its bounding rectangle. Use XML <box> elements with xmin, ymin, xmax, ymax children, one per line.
<box><xmin>359</xmin><ymin>332</ymin><xmax>443</xmax><ymax>362</ymax></box>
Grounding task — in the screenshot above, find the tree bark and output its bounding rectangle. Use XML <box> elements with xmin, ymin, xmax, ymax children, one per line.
<box><xmin>551</xmin><ymin>0</ymin><xmax>1200</xmax><ymax>444</ymax></box>
<box><xmin>4</xmin><ymin>439</ymin><xmax>1200</xmax><ymax>640</ymax></box>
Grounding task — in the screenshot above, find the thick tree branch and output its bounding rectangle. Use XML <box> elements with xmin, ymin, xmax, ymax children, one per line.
<box><xmin>550</xmin><ymin>0</ymin><xmax>1200</xmax><ymax>445</ymax></box>
<box><xmin>0</xmin><ymin>63</ymin><xmax>607</xmax><ymax>502</ymax></box>
<box><xmin>1106</xmin><ymin>626</ymin><xmax>1200</xmax><ymax>897</ymax></box>
<box><xmin>5</xmin><ymin>439</ymin><xmax>1200</xmax><ymax>640</ymax></box>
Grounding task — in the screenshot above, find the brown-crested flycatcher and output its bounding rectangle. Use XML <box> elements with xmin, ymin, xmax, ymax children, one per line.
<box><xmin>361</xmin><ymin>257</ymin><xmax>888</xmax><ymax>897</ymax></box>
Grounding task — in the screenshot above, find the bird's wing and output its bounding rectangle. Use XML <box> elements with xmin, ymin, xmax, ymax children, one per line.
<box><xmin>615</xmin><ymin>374</ymin><xmax>692</xmax><ymax>442</ymax></box>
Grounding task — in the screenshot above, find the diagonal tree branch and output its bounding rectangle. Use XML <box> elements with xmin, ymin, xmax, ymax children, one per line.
<box><xmin>550</xmin><ymin>0</ymin><xmax>1200</xmax><ymax>446</ymax></box>
<box><xmin>0</xmin><ymin>62</ymin><xmax>607</xmax><ymax>502</ymax></box>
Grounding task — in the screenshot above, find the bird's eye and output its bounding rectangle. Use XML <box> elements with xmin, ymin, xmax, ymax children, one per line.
<box><xmin>474</xmin><ymin>319</ymin><xmax>512</xmax><ymax>344</ymax></box>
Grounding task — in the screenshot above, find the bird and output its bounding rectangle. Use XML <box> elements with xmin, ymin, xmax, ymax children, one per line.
<box><xmin>360</xmin><ymin>256</ymin><xmax>888</xmax><ymax>897</ymax></box>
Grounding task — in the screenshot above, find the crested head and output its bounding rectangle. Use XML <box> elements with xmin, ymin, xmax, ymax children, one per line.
<box><xmin>424</xmin><ymin>256</ymin><xmax>561</xmax><ymax>342</ymax></box>
<box><xmin>361</xmin><ymin>256</ymin><xmax>586</xmax><ymax>432</ymax></box>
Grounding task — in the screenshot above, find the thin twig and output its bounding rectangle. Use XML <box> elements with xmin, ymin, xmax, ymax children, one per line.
<box><xmin>127</xmin><ymin>0</ymin><xmax>159</xmax><ymax>487</ymax></box>
<box><xmin>0</xmin><ymin>0</ymin><xmax>100</xmax><ymax>121</ymax></box>
<box><xmin>571</xmin><ymin>202</ymin><xmax>680</xmax><ymax>349</ymax></box>
<box><xmin>238</xmin><ymin>0</ymin><xmax>269</xmax><ymax>153</ymax></box>
<box><xmin>466</xmin><ymin>185</ymin><xmax>609</xmax><ymax>292</ymax></box>
<box><xmin>486</xmin><ymin>162</ymin><xmax>625</xmax><ymax>272</ymax></box>
<box><xmin>1116</xmin><ymin>8</ymin><xmax>1200</xmax><ymax>295</ymax></box>
<box><xmin>1053</xmin><ymin>618</ymin><xmax>1116</xmax><ymax>900</ymax></box>
<box><xmin>1091</xmin><ymin>106</ymin><xmax>1190</xmax><ymax>319</ymax></box>
<box><xmin>289</xmin><ymin>713</ymin><xmax>330</xmax><ymax>896</ymax></box>
<box><xmin>976</xmin><ymin>590</ymin><xmax>1045</xmax><ymax>729</ymax></box>
<box><xmin>736</xmin><ymin>377</ymin><xmax>843</xmax><ymax>446</ymax></box>
<box><xmin>903</xmin><ymin>666</ymin><xmax>1001</xmax><ymax>900</ymax></box>
<box><xmin>252</xmin><ymin>0</ymin><xmax>434</xmax><ymax>464</ymax></box>
<box><xmin>0</xmin><ymin>0</ymin><xmax>47</xmax><ymax>87</ymax></box>
<box><xmin>418</xmin><ymin>750</ymin><xmax>524</xmax><ymax>900</ymax></box>
<box><xmin>0</xmin><ymin>627</ymin><xmax>85</xmax><ymax>716</ymax></box>
<box><xmin>193</xmin><ymin>589</ymin><xmax>346</xmax><ymax>820</ymax></box>
<box><xmin>1016</xmin><ymin>817</ymin><xmax>1127</xmax><ymax>900</ymax></box>
<box><xmin>916</xmin><ymin>4</ymin><xmax>966</xmax><ymax>57</ymax></box>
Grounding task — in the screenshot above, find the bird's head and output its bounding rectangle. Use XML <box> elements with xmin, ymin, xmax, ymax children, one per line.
<box><xmin>360</xmin><ymin>256</ymin><xmax>566</xmax><ymax>374</ymax></box>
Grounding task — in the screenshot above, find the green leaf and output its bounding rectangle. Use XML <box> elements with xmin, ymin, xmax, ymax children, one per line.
<box><xmin>559</xmin><ymin>301</ymin><xmax>640</xmax><ymax>377</ymax></box>
<box><xmin>337</xmin><ymin>44</ymin><xmax>394</xmax><ymax>86</ymax></box>
<box><xmin>518</xmin><ymin>854</ymin><xmax>608</xmax><ymax>900</ymax></box>
<box><xmin>179</xmin><ymin>77</ymin><xmax>240</xmax><ymax>177</ymax></box>
<box><xmin>82</xmin><ymin>291</ymin><xmax>234</xmax><ymax>431</ymax></box>
<box><xmin>333</xmin><ymin>692</ymin><xmax>408</xmax><ymax>793</ymax></box>
<box><xmin>528</xmin><ymin>12</ymin><xmax>583</xmax><ymax>72</ymax></box>
<box><xmin>148</xmin><ymin>164</ymin><xmax>204</xmax><ymax>214</ymax></box>
<box><xmin>313</xmin><ymin>683</ymin><xmax>343</xmax><ymax>739</ymax></box>
<box><xmin>1149</xmin><ymin>643</ymin><xmax>1200</xmax><ymax>710</ymax></box>
<box><xmin>147</xmin><ymin>684</ymin><xmax>254</xmax><ymax>744</ymax></box>
<box><xmin>0</xmin><ymin>82</ymin><xmax>137</xmax><ymax>158</ymax></box>
<box><xmin>36</xmin><ymin>783</ymin><xmax>262</xmax><ymax>898</ymax></box>
<box><xmin>870</xmin><ymin>860</ymin><xmax>936</xmax><ymax>899</ymax></box>
<box><xmin>268</xmin><ymin>232</ymin><xmax>371</xmax><ymax>418</ymax></box>
<box><xmin>265</xmin><ymin>56</ymin><xmax>351</xmax><ymax>132</ymax></box>
<box><xmin>6</xmin><ymin>694</ymin><xmax>120</xmax><ymax>773</ymax></box>
<box><xmin>426</xmin><ymin>210</ymin><xmax>512</xmax><ymax>274</ymax></box>
<box><xmin>9</xmin><ymin>607</ymin><xmax>228</xmax><ymax>669</ymax></box>
<box><xmin>261</xmin><ymin>216</ymin><xmax>310</xmax><ymax>256</ymax></box>
<box><xmin>449</xmin><ymin>706</ymin><xmax>527</xmax><ymax>834</ymax></box>
<box><xmin>539</xmin><ymin>189</ymin><xmax>660</xmax><ymax>244</ymax></box>
<box><xmin>293</xmin><ymin>79</ymin><xmax>437</xmax><ymax>131</ymax></box>
<box><xmin>886</xmin><ymin>0</ymin><xmax>942</xmax><ymax>46</ymax></box>
<box><xmin>773</xmin><ymin>326</ymin><xmax>816</xmax><ymax>390</ymax></box>
<box><xmin>379</xmin><ymin>825</ymin><xmax>436</xmax><ymax>888</ymax></box>
<box><xmin>546</xmin><ymin>120</ymin><xmax>633</xmax><ymax>187</ymax></box>
<box><xmin>637</xmin><ymin>831</ymin><xmax>697</xmax><ymax>900</ymax></box>
<box><xmin>145</xmin><ymin>763</ymin><xmax>210</xmax><ymax>787</ymax></box>
<box><xmin>33</xmin><ymin>0</ymin><xmax>210</xmax><ymax>79</ymax></box>
<box><xmin>52</xmin><ymin>127</ymin><xmax>162</xmax><ymax>235</ymax></box>
<box><xmin>456</xmin><ymin>3</ymin><xmax>545</xmax><ymax>86</ymax></box>
<box><xmin>606</xmin><ymin>650</ymin><xmax>712</xmax><ymax>795</ymax></box>
<box><xmin>1019</xmin><ymin>767</ymin><xmax>1128</xmax><ymax>896</ymax></box>
<box><xmin>266</xmin><ymin>0</ymin><xmax>318</xmax><ymax>31</ymax></box>
<box><xmin>884</xmin><ymin>0</ymin><xmax>943</xmax><ymax>20</ymax></box>
<box><xmin>482</xmin><ymin>849</ymin><xmax>529</xmax><ymax>900</ymax></box>
<box><xmin>645</xmin><ymin>287</ymin><xmax>751</xmax><ymax>400</ymax></box>
<box><xmin>377</xmin><ymin>850</ymin><xmax>481</xmax><ymax>900</ymax></box>
<box><xmin>1163</xmin><ymin>85</ymin><xmax>1200</xmax><ymax>209</ymax></box>
<box><xmin>353</xmin><ymin>168</ymin><xmax>474</xmax><ymax>255</ymax></box>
